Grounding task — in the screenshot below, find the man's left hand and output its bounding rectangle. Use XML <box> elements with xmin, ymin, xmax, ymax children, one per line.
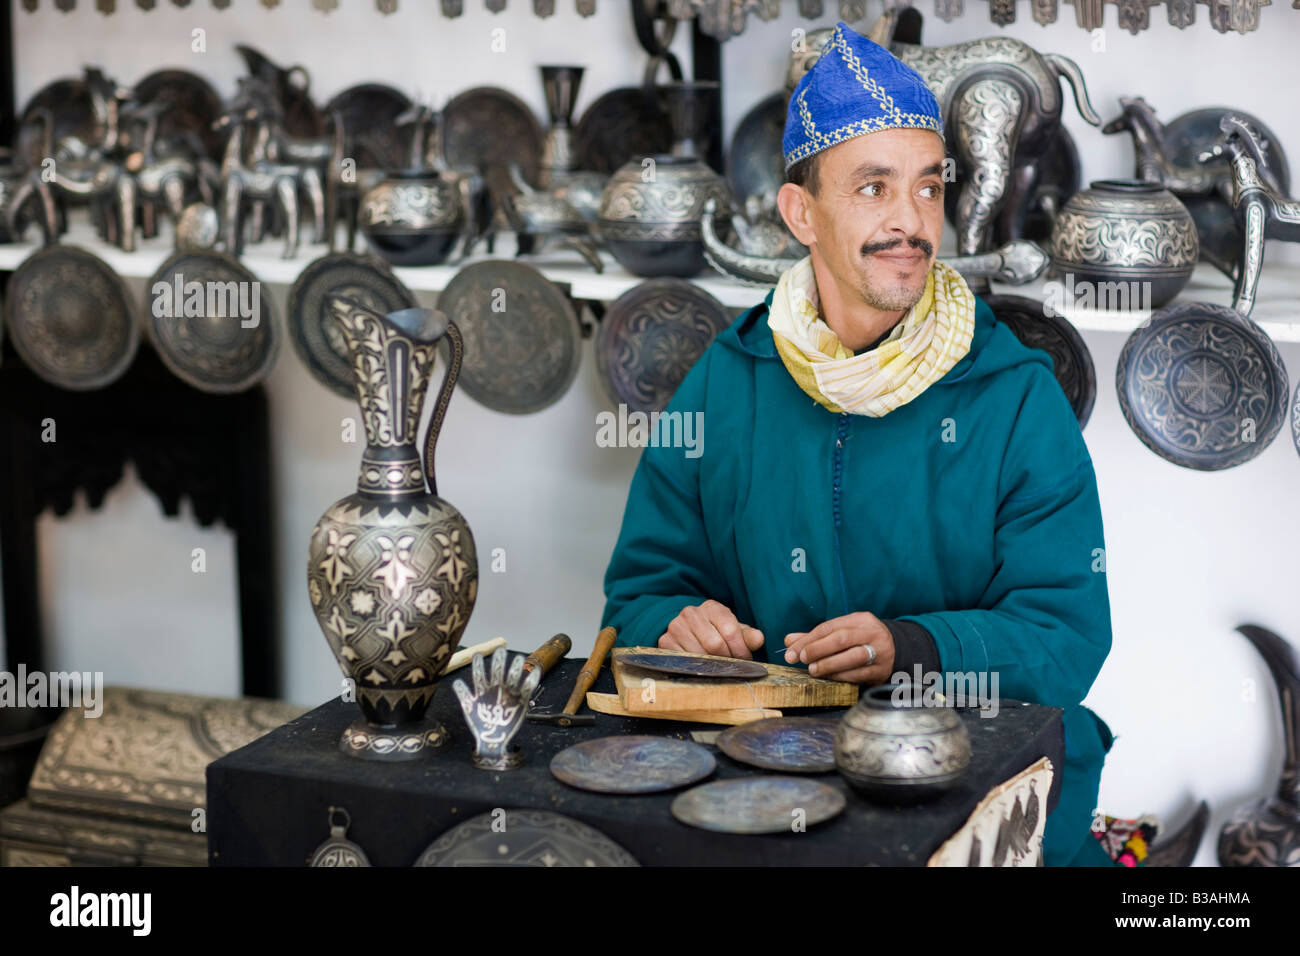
<box><xmin>784</xmin><ymin>612</ymin><xmax>894</xmax><ymax>683</ymax></box>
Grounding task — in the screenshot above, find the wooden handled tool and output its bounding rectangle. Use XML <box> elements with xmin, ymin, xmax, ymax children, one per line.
<box><xmin>527</xmin><ymin>626</ymin><xmax>617</xmax><ymax>727</ymax></box>
<box><xmin>522</xmin><ymin>633</ymin><xmax>572</xmax><ymax>679</ymax></box>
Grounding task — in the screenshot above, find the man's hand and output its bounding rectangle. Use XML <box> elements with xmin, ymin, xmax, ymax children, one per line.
<box><xmin>784</xmin><ymin>612</ymin><xmax>894</xmax><ymax>683</ymax></box>
<box><xmin>659</xmin><ymin>600</ymin><xmax>766</xmax><ymax>659</ymax></box>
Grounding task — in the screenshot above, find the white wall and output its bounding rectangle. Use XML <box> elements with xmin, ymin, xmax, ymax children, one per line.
<box><xmin>8</xmin><ymin>3</ymin><xmax>1300</xmax><ymax>865</ymax></box>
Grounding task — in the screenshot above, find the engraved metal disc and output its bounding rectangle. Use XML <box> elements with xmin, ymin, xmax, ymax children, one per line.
<box><xmin>131</xmin><ymin>69</ymin><xmax>226</xmax><ymax>160</ymax></box>
<box><xmin>619</xmin><ymin>652</ymin><xmax>768</xmax><ymax>680</ymax></box>
<box><xmin>595</xmin><ymin>278</ymin><xmax>731</xmax><ymax>414</ymax></box>
<box><xmin>414</xmin><ymin>809</ymin><xmax>639</xmax><ymax>867</ymax></box>
<box><xmin>437</xmin><ymin>260</ymin><xmax>580</xmax><ymax>414</ymax></box>
<box><xmin>1116</xmin><ymin>302</ymin><xmax>1288</xmax><ymax>470</ymax></box>
<box><xmin>550</xmin><ymin>735</ymin><xmax>716</xmax><ymax>794</ymax></box>
<box><xmin>727</xmin><ymin>91</ymin><xmax>786</xmax><ymax>206</ymax></box>
<box><xmin>574</xmin><ymin>87</ymin><xmax>674</xmax><ymax>175</ymax></box>
<box><xmin>671</xmin><ymin>776</ymin><xmax>846</xmax><ymax>833</ymax></box>
<box><xmin>441</xmin><ymin>87</ymin><xmax>544</xmax><ymax>187</ymax></box>
<box><xmin>1292</xmin><ymin>379</ymin><xmax>1300</xmax><ymax>460</ymax></box>
<box><xmin>4</xmin><ymin>245</ymin><xmax>139</xmax><ymax>390</ymax></box>
<box><xmin>324</xmin><ymin>83</ymin><xmax>412</xmax><ymax>171</ymax></box>
<box><xmin>145</xmin><ymin>250</ymin><xmax>280</xmax><ymax>393</ymax></box>
<box><xmin>17</xmin><ymin>77</ymin><xmax>94</xmax><ymax>170</ymax></box>
<box><xmin>288</xmin><ymin>252</ymin><xmax>416</xmax><ymax>398</ymax></box>
<box><xmin>985</xmin><ymin>294</ymin><xmax>1097</xmax><ymax>429</ymax></box>
<box><xmin>716</xmin><ymin>717</ymin><xmax>839</xmax><ymax>773</ymax></box>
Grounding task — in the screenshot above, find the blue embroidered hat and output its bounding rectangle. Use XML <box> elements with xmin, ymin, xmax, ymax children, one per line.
<box><xmin>783</xmin><ymin>21</ymin><xmax>944</xmax><ymax>172</ymax></box>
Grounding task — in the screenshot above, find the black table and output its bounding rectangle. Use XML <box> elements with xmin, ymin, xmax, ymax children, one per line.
<box><xmin>207</xmin><ymin>656</ymin><xmax>1063</xmax><ymax>866</ymax></box>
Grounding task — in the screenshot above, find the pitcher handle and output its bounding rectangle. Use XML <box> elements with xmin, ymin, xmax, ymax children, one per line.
<box><xmin>424</xmin><ymin>319</ymin><xmax>462</xmax><ymax>498</ymax></box>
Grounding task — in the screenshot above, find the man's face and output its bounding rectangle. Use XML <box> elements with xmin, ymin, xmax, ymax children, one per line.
<box><xmin>779</xmin><ymin>128</ymin><xmax>947</xmax><ymax>314</ymax></box>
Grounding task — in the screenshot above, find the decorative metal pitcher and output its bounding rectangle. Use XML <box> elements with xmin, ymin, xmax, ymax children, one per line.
<box><xmin>308</xmin><ymin>297</ymin><xmax>477</xmax><ymax>761</ymax></box>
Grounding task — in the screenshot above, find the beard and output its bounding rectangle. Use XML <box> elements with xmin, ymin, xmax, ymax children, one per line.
<box><xmin>855</xmin><ymin>236</ymin><xmax>933</xmax><ymax>312</ymax></box>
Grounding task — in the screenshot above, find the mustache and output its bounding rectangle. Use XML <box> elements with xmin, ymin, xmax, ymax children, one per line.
<box><xmin>861</xmin><ymin>237</ymin><xmax>934</xmax><ymax>258</ymax></box>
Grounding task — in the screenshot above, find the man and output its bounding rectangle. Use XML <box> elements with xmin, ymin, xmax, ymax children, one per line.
<box><xmin>600</xmin><ymin>21</ymin><xmax>1116</xmax><ymax>866</ymax></box>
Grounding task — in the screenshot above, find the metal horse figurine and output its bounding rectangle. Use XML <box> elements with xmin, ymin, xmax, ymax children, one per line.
<box><xmin>1199</xmin><ymin>114</ymin><xmax>1300</xmax><ymax>318</ymax></box>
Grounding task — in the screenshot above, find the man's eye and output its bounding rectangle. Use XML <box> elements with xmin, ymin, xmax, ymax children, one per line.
<box><xmin>920</xmin><ymin>183</ymin><xmax>943</xmax><ymax>199</ymax></box>
<box><xmin>860</xmin><ymin>182</ymin><xmax>884</xmax><ymax>197</ymax></box>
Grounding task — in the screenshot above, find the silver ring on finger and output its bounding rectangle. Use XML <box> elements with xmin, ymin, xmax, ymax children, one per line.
<box><xmin>864</xmin><ymin>644</ymin><xmax>877</xmax><ymax>666</ymax></box>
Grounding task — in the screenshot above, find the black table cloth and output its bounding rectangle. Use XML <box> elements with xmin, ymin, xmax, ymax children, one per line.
<box><xmin>207</xmin><ymin>655</ymin><xmax>1064</xmax><ymax>866</ymax></box>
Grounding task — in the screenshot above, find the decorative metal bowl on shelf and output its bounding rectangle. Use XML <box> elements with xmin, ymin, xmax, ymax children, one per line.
<box><xmin>357</xmin><ymin>168</ymin><xmax>463</xmax><ymax>267</ymax></box>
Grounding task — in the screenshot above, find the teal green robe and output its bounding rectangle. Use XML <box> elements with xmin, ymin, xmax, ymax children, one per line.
<box><xmin>600</xmin><ymin>288</ymin><xmax>1116</xmax><ymax>866</ymax></box>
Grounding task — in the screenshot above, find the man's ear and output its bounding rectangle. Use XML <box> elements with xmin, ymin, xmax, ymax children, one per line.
<box><xmin>776</xmin><ymin>182</ymin><xmax>816</xmax><ymax>248</ymax></box>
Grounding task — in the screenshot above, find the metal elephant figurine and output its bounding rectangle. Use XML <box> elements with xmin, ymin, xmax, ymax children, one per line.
<box><xmin>794</xmin><ymin>16</ymin><xmax>1101</xmax><ymax>256</ymax></box>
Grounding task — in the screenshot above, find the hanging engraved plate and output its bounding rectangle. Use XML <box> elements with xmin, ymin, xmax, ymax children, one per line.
<box><xmin>989</xmin><ymin>0</ymin><xmax>1017</xmax><ymax>23</ymax></box>
<box><xmin>1228</xmin><ymin>0</ymin><xmax>1266</xmax><ymax>31</ymax></box>
<box><xmin>1167</xmin><ymin>0</ymin><xmax>1195</xmax><ymax>24</ymax></box>
<box><xmin>799</xmin><ymin>0</ymin><xmax>825</xmax><ymax>17</ymax></box>
<box><xmin>442</xmin><ymin>0</ymin><xmax>464</xmax><ymax>15</ymax></box>
<box><xmin>312</xmin><ymin>0</ymin><xmax>339</xmax><ymax>10</ymax></box>
<box><xmin>935</xmin><ymin>0</ymin><xmax>964</xmax><ymax>20</ymax></box>
<box><xmin>576</xmin><ymin>0</ymin><xmax>596</xmax><ymax>14</ymax></box>
<box><xmin>1031</xmin><ymin>0</ymin><xmax>1058</xmax><ymax>21</ymax></box>
<box><xmin>97</xmin><ymin>0</ymin><xmax>115</xmax><ymax>13</ymax></box>
<box><xmin>55</xmin><ymin>0</ymin><xmax>76</xmax><ymax>11</ymax></box>
<box><xmin>839</xmin><ymin>0</ymin><xmax>868</xmax><ymax>21</ymax></box>
<box><xmin>377</xmin><ymin>0</ymin><xmax>398</xmax><ymax>12</ymax></box>
<box><xmin>309</xmin><ymin>808</ymin><xmax>371</xmax><ymax>867</ymax></box>
<box><xmin>534</xmin><ymin>0</ymin><xmax>555</xmax><ymax>15</ymax></box>
<box><xmin>486</xmin><ymin>0</ymin><xmax>507</xmax><ymax>12</ymax></box>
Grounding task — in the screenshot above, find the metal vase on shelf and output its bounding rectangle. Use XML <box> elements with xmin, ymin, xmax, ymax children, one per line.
<box><xmin>1049</xmin><ymin>179</ymin><xmax>1199</xmax><ymax>309</ymax></box>
<box><xmin>537</xmin><ymin>64</ymin><xmax>608</xmax><ymax>221</ymax></box>
<box><xmin>308</xmin><ymin>297</ymin><xmax>477</xmax><ymax>761</ymax></box>
<box><xmin>597</xmin><ymin>80</ymin><xmax>732</xmax><ymax>277</ymax></box>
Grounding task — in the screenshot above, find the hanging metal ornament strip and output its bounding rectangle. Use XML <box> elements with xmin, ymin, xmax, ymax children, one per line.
<box><xmin>935</xmin><ymin>0</ymin><xmax>964</xmax><ymax>20</ymax></box>
<box><xmin>989</xmin><ymin>0</ymin><xmax>1017</xmax><ymax>23</ymax></box>
<box><xmin>261</xmin><ymin>0</ymin><xmax>280</xmax><ymax>10</ymax></box>
<box><xmin>838</xmin><ymin>0</ymin><xmax>868</xmax><ymax>20</ymax></box>
<box><xmin>312</xmin><ymin>0</ymin><xmax>339</xmax><ymax>10</ymax></box>
<box><xmin>485</xmin><ymin>0</ymin><xmax>507</xmax><ymax>12</ymax></box>
<box><xmin>1168</xmin><ymin>0</ymin><xmax>1196</xmax><ymax>23</ymax></box>
<box><xmin>1068</xmin><ymin>0</ymin><xmax>1105</xmax><ymax>28</ymax></box>
<box><xmin>1031</xmin><ymin>0</ymin><xmax>1058</xmax><ymax>21</ymax></box>
<box><xmin>55</xmin><ymin>0</ymin><xmax>76</xmax><ymax>12</ymax></box>
<box><xmin>534</xmin><ymin>0</ymin><xmax>556</xmax><ymax>16</ymax></box>
<box><xmin>170</xmin><ymin>0</ymin><xmax>191</xmax><ymax>8</ymax></box>
<box><xmin>213</xmin><ymin>0</ymin><xmax>231</xmax><ymax>10</ymax></box>
<box><xmin>136</xmin><ymin>0</ymin><xmax>156</xmax><ymax>9</ymax></box>
<box><xmin>377</xmin><ymin>0</ymin><xmax>398</xmax><ymax>12</ymax></box>
<box><xmin>799</xmin><ymin>0</ymin><xmax>825</xmax><ymax>16</ymax></box>
<box><xmin>97</xmin><ymin>0</ymin><xmax>115</xmax><ymax>13</ymax></box>
<box><xmin>576</xmin><ymin>0</ymin><xmax>596</xmax><ymax>14</ymax></box>
<box><xmin>442</xmin><ymin>0</ymin><xmax>463</xmax><ymax>14</ymax></box>
<box><xmin>22</xmin><ymin>0</ymin><xmax>39</xmax><ymax>11</ymax></box>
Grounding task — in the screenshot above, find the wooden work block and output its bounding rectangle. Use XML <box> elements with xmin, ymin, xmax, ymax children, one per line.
<box><xmin>612</xmin><ymin>646</ymin><xmax>859</xmax><ymax>713</ymax></box>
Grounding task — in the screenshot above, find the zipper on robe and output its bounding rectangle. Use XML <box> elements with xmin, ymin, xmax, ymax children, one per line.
<box><xmin>832</xmin><ymin>412</ymin><xmax>852</xmax><ymax>616</ymax></box>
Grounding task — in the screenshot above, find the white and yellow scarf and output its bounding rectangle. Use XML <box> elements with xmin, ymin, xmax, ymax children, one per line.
<box><xmin>767</xmin><ymin>256</ymin><xmax>975</xmax><ymax>417</ymax></box>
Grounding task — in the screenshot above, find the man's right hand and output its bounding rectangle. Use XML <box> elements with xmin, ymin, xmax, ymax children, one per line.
<box><xmin>658</xmin><ymin>600</ymin><xmax>766</xmax><ymax>659</ymax></box>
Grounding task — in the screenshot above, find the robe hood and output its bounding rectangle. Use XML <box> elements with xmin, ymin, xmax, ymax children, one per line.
<box><xmin>714</xmin><ymin>285</ymin><xmax>1053</xmax><ymax>388</ymax></box>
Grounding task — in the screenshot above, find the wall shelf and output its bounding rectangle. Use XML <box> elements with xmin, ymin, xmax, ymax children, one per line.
<box><xmin>4</xmin><ymin>217</ymin><xmax>1299</xmax><ymax>342</ymax></box>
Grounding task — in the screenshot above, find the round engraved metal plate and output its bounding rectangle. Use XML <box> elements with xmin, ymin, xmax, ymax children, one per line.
<box><xmin>1116</xmin><ymin>302</ymin><xmax>1288</xmax><ymax>470</ymax></box>
<box><xmin>324</xmin><ymin>83</ymin><xmax>412</xmax><ymax>171</ymax></box>
<box><xmin>671</xmin><ymin>776</ymin><xmax>846</xmax><ymax>834</ymax></box>
<box><xmin>716</xmin><ymin>717</ymin><xmax>839</xmax><ymax>773</ymax></box>
<box><xmin>4</xmin><ymin>245</ymin><xmax>139</xmax><ymax>390</ymax></box>
<box><xmin>441</xmin><ymin>86</ymin><xmax>544</xmax><ymax>187</ymax></box>
<box><xmin>414</xmin><ymin>809</ymin><xmax>639</xmax><ymax>867</ymax></box>
<box><xmin>550</xmin><ymin>735</ymin><xmax>716</xmax><ymax>794</ymax></box>
<box><xmin>437</xmin><ymin>260</ymin><xmax>580</xmax><ymax>414</ymax></box>
<box><xmin>574</xmin><ymin>87</ymin><xmax>674</xmax><ymax>175</ymax></box>
<box><xmin>289</xmin><ymin>252</ymin><xmax>416</xmax><ymax>399</ymax></box>
<box><xmin>727</xmin><ymin>92</ymin><xmax>786</xmax><ymax>206</ymax></box>
<box><xmin>619</xmin><ymin>652</ymin><xmax>767</xmax><ymax>680</ymax></box>
<box><xmin>986</xmin><ymin>294</ymin><xmax>1097</xmax><ymax>429</ymax></box>
<box><xmin>1292</xmin><ymin>380</ymin><xmax>1300</xmax><ymax>460</ymax></box>
<box><xmin>595</xmin><ymin>278</ymin><xmax>731</xmax><ymax>414</ymax></box>
<box><xmin>145</xmin><ymin>250</ymin><xmax>280</xmax><ymax>393</ymax></box>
